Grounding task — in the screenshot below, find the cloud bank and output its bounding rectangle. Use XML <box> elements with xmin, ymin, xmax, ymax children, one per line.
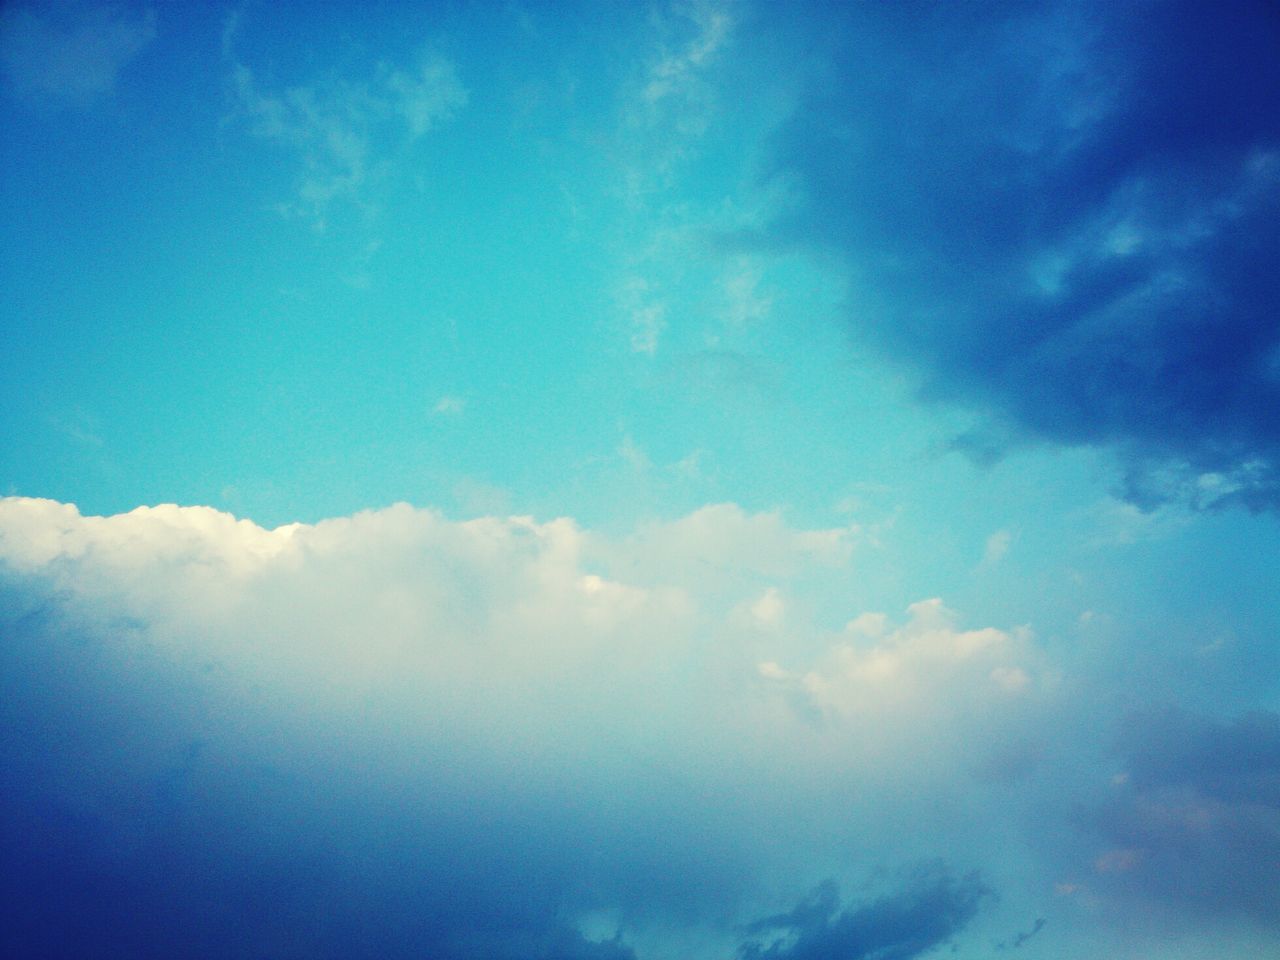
<box><xmin>0</xmin><ymin>497</ymin><xmax>972</xmax><ymax>957</ymax></box>
<box><xmin>2</xmin><ymin>496</ymin><xmax>1277</xmax><ymax>957</ymax></box>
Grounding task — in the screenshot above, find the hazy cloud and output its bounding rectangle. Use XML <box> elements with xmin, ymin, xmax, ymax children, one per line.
<box><xmin>1083</xmin><ymin>706</ymin><xmax>1280</xmax><ymax>923</ymax></box>
<box><xmin>0</xmin><ymin>2</ymin><xmax>155</xmax><ymax>105</ymax></box>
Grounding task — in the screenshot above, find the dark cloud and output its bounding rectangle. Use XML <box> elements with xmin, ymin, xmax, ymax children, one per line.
<box><xmin>1084</xmin><ymin>707</ymin><xmax>1280</xmax><ymax>923</ymax></box>
<box><xmin>758</xmin><ymin>1</ymin><xmax>1280</xmax><ymax>508</ymax></box>
<box><xmin>738</xmin><ymin>866</ymin><xmax>987</xmax><ymax>960</ymax></box>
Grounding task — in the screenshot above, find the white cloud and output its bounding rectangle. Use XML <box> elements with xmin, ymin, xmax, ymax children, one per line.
<box><xmin>0</xmin><ymin>497</ymin><xmax>1015</xmax><ymax>766</ymax></box>
<box><xmin>618</xmin><ymin>0</ymin><xmax>736</xmax><ymax>203</ymax></box>
<box><xmin>0</xmin><ymin>3</ymin><xmax>155</xmax><ymax>104</ymax></box>
<box><xmin>746</xmin><ymin>586</ymin><xmax>785</xmax><ymax>628</ymax></box>
<box><xmin>756</xmin><ymin>599</ymin><xmax>1045</xmax><ymax>771</ymax></box>
<box><xmin>1078</xmin><ymin>496</ymin><xmax>1192</xmax><ymax>547</ymax></box>
<box><xmin>599</xmin><ymin>502</ymin><xmax>855</xmax><ymax>590</ymax></box>
<box><xmin>8</xmin><ymin>496</ymin><xmax>1263</xmax><ymax>955</ymax></box>
<box><xmin>386</xmin><ymin>55</ymin><xmax>466</xmax><ymax>137</ymax></box>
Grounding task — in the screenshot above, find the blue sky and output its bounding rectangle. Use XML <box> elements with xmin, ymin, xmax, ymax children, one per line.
<box><xmin>2</xmin><ymin>2</ymin><xmax>1279</xmax><ymax>958</ymax></box>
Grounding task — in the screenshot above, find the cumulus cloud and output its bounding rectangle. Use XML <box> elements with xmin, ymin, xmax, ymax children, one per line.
<box><xmin>757</xmin><ymin>1</ymin><xmax>1280</xmax><ymax>509</ymax></box>
<box><xmin>1</xmin><ymin>496</ymin><xmax>1272</xmax><ymax>957</ymax></box>
<box><xmin>0</xmin><ymin>496</ymin><xmax>1014</xmax><ymax>956</ymax></box>
<box><xmin>764</xmin><ymin>600</ymin><xmax>1039</xmax><ymax>719</ymax></box>
<box><xmin>0</xmin><ymin>2</ymin><xmax>155</xmax><ymax>105</ymax></box>
<box><xmin>599</xmin><ymin>502</ymin><xmax>855</xmax><ymax>599</ymax></box>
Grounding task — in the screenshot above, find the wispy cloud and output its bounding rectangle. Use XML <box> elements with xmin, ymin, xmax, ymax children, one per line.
<box><xmin>641</xmin><ymin>0</ymin><xmax>733</xmax><ymax>109</ymax></box>
<box><xmin>979</xmin><ymin>528</ymin><xmax>1014</xmax><ymax>568</ymax></box>
<box><xmin>0</xmin><ymin>2</ymin><xmax>155</xmax><ymax>105</ymax></box>
<box><xmin>226</xmin><ymin>24</ymin><xmax>465</xmax><ymax>229</ymax></box>
<box><xmin>719</xmin><ymin>257</ymin><xmax>773</xmax><ymax>330</ymax></box>
<box><xmin>620</xmin><ymin>0</ymin><xmax>736</xmax><ymax>199</ymax></box>
<box><xmin>618</xmin><ymin>275</ymin><xmax>668</xmax><ymax>355</ymax></box>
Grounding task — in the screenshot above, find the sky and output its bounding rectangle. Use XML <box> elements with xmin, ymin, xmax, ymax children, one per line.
<box><xmin>1</xmin><ymin>1</ymin><xmax>1278</xmax><ymax>958</ymax></box>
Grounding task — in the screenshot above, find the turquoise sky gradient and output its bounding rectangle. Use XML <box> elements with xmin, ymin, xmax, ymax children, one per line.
<box><xmin>2</xmin><ymin>3</ymin><xmax>1279</xmax><ymax>959</ymax></box>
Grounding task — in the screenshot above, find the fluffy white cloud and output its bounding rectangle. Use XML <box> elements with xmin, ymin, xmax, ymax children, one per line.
<box><xmin>750</xmin><ymin>597</ymin><xmax>1050</xmax><ymax>795</ymax></box>
<box><xmin>762</xmin><ymin>599</ymin><xmax>1040</xmax><ymax>718</ymax></box>
<box><xmin>0</xmin><ymin>496</ymin><xmax>1041</xmax><ymax>801</ymax></box>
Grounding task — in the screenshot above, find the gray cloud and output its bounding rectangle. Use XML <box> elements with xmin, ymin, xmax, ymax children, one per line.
<box><xmin>1083</xmin><ymin>707</ymin><xmax>1280</xmax><ymax>924</ymax></box>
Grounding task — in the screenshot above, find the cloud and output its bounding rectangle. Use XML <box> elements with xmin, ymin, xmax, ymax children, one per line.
<box><xmin>996</xmin><ymin>917</ymin><xmax>1046</xmax><ymax>951</ymax></box>
<box><xmin>433</xmin><ymin>395</ymin><xmax>466</xmax><ymax>415</ymax></box>
<box><xmin>228</xmin><ymin>36</ymin><xmax>466</xmax><ymax>227</ymax></box>
<box><xmin>618</xmin><ymin>0</ymin><xmax>736</xmax><ymax>202</ymax></box>
<box><xmin>0</xmin><ymin>496</ymin><xmax>1274</xmax><ymax>957</ymax></box>
<box><xmin>1081</xmin><ymin>706</ymin><xmax>1280</xmax><ymax>923</ymax></box>
<box><xmin>756</xmin><ymin>1</ymin><xmax>1280</xmax><ymax>509</ymax></box>
<box><xmin>0</xmin><ymin>498</ymin><xmax>704</xmax><ymax>958</ymax></box>
<box><xmin>738</xmin><ymin>866</ymin><xmax>988</xmax><ymax>960</ymax></box>
<box><xmin>641</xmin><ymin>0</ymin><xmax>733</xmax><ymax>109</ymax></box>
<box><xmin>980</xmin><ymin>528</ymin><xmax>1013</xmax><ymax>568</ymax></box>
<box><xmin>608</xmin><ymin>2</ymin><xmax>753</xmax><ymax>360</ymax></box>
<box><xmin>0</xmin><ymin>2</ymin><xmax>155</xmax><ymax>105</ymax></box>
<box><xmin>0</xmin><ymin>496</ymin><xmax>1006</xmax><ymax>957</ymax></box>
<box><xmin>764</xmin><ymin>599</ymin><xmax>1040</xmax><ymax>724</ymax></box>
<box><xmin>618</xmin><ymin>275</ymin><xmax>668</xmax><ymax>355</ymax></box>
<box><xmin>720</xmin><ymin>257</ymin><xmax>774</xmax><ymax>330</ymax></box>
<box><xmin>602</xmin><ymin>501</ymin><xmax>855</xmax><ymax>590</ymax></box>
